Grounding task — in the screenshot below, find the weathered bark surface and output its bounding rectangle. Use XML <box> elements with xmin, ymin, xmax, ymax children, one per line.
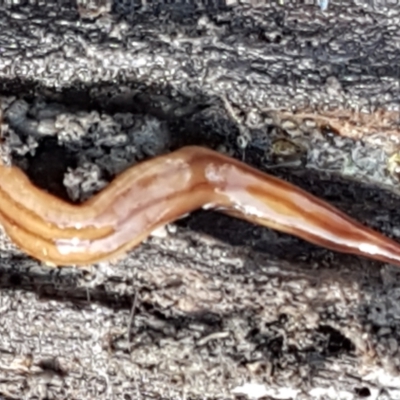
<box><xmin>0</xmin><ymin>1</ymin><xmax>400</xmax><ymax>399</ymax></box>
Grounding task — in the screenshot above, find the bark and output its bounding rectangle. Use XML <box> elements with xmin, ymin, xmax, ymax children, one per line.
<box><xmin>0</xmin><ymin>1</ymin><xmax>400</xmax><ymax>399</ymax></box>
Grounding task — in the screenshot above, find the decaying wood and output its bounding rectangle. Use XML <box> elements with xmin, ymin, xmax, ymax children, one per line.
<box><xmin>0</xmin><ymin>1</ymin><xmax>400</xmax><ymax>399</ymax></box>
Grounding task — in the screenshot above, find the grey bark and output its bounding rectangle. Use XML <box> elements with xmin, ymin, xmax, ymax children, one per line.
<box><xmin>0</xmin><ymin>1</ymin><xmax>400</xmax><ymax>399</ymax></box>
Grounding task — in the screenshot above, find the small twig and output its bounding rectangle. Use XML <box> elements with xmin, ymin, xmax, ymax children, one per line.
<box><xmin>127</xmin><ymin>290</ymin><xmax>139</xmax><ymax>345</ymax></box>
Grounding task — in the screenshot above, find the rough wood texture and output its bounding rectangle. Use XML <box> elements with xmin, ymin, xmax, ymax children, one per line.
<box><xmin>0</xmin><ymin>1</ymin><xmax>400</xmax><ymax>399</ymax></box>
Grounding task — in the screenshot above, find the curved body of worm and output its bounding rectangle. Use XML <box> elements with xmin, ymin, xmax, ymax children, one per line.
<box><xmin>0</xmin><ymin>145</ymin><xmax>399</xmax><ymax>267</ymax></box>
